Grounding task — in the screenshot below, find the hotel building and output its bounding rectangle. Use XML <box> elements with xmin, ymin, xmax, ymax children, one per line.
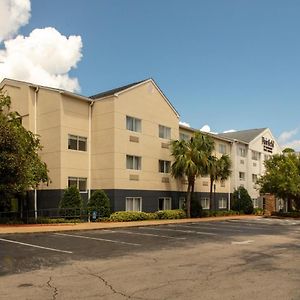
<box><xmin>0</xmin><ymin>78</ymin><xmax>281</xmax><ymax>213</ymax></box>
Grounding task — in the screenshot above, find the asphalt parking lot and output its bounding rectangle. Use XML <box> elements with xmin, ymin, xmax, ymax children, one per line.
<box><xmin>1</xmin><ymin>218</ymin><xmax>300</xmax><ymax>299</ymax></box>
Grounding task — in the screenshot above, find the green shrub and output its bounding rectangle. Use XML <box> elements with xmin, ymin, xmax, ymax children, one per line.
<box><xmin>156</xmin><ymin>209</ymin><xmax>186</xmax><ymax>219</ymax></box>
<box><xmin>254</xmin><ymin>208</ymin><xmax>264</xmax><ymax>216</ymax></box>
<box><xmin>109</xmin><ymin>211</ymin><xmax>155</xmax><ymax>222</ymax></box>
<box><xmin>201</xmin><ymin>210</ymin><xmax>240</xmax><ymax>217</ymax></box>
<box><xmin>59</xmin><ymin>186</ymin><xmax>83</xmax><ymax>218</ymax></box>
<box><xmin>27</xmin><ymin>217</ymin><xmax>84</xmax><ymax>224</ymax></box>
<box><xmin>88</xmin><ymin>190</ymin><xmax>111</xmax><ymax>218</ymax></box>
<box><xmin>231</xmin><ymin>186</ymin><xmax>254</xmax><ymax>214</ymax></box>
<box><xmin>271</xmin><ymin>211</ymin><xmax>300</xmax><ymax>218</ymax></box>
<box><xmin>190</xmin><ymin>198</ymin><xmax>202</xmax><ymax>218</ymax></box>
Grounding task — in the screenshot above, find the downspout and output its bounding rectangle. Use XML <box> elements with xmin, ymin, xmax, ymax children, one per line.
<box><xmin>88</xmin><ymin>101</ymin><xmax>94</xmax><ymax>201</ymax></box>
<box><xmin>228</xmin><ymin>142</ymin><xmax>233</xmax><ymax>211</ymax></box>
<box><xmin>34</xmin><ymin>87</ymin><xmax>39</xmax><ymax>220</ymax></box>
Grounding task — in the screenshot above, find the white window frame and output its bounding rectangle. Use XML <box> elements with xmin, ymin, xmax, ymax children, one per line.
<box><xmin>218</xmin><ymin>198</ymin><xmax>227</xmax><ymax>209</ymax></box>
<box><xmin>219</xmin><ymin>144</ymin><xmax>227</xmax><ymax>154</ymax></box>
<box><xmin>68</xmin><ymin>134</ymin><xmax>87</xmax><ymax>151</ymax></box>
<box><xmin>68</xmin><ymin>177</ymin><xmax>87</xmax><ymax>193</ymax></box>
<box><xmin>239</xmin><ymin>147</ymin><xmax>246</xmax><ymax>157</ymax></box>
<box><xmin>126</xmin><ymin>155</ymin><xmax>141</xmax><ymax>170</ymax></box>
<box><xmin>126</xmin><ymin>116</ymin><xmax>141</xmax><ymax>132</ymax></box>
<box><xmin>159</xmin><ymin>125</ymin><xmax>171</xmax><ymax>139</ymax></box>
<box><xmin>126</xmin><ymin>197</ymin><xmax>142</xmax><ymax>212</ymax></box>
<box><xmin>159</xmin><ymin>160</ymin><xmax>171</xmax><ymax>173</ymax></box>
<box><xmin>239</xmin><ymin>172</ymin><xmax>245</xmax><ymax>181</ymax></box>
<box><xmin>179</xmin><ymin>132</ymin><xmax>189</xmax><ymax>141</ymax></box>
<box><xmin>252</xmin><ymin>198</ymin><xmax>258</xmax><ymax>208</ymax></box>
<box><xmin>252</xmin><ymin>174</ymin><xmax>258</xmax><ymax>183</ymax></box>
<box><xmin>252</xmin><ymin>150</ymin><xmax>259</xmax><ymax>161</ymax></box>
<box><xmin>158</xmin><ymin>197</ymin><xmax>172</xmax><ymax>210</ymax></box>
<box><xmin>201</xmin><ymin>198</ymin><xmax>210</xmax><ymax>210</ymax></box>
<box><xmin>179</xmin><ymin>197</ymin><xmax>185</xmax><ymax>209</ymax></box>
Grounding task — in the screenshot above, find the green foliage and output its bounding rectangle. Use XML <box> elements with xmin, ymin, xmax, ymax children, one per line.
<box><xmin>190</xmin><ymin>198</ymin><xmax>203</xmax><ymax>218</ymax></box>
<box><xmin>282</xmin><ymin>148</ymin><xmax>295</xmax><ymax>153</ymax></box>
<box><xmin>201</xmin><ymin>210</ymin><xmax>240</xmax><ymax>217</ymax></box>
<box><xmin>257</xmin><ymin>154</ymin><xmax>300</xmax><ymax>210</ymax></box>
<box><xmin>88</xmin><ymin>190</ymin><xmax>111</xmax><ymax>218</ymax></box>
<box><xmin>271</xmin><ymin>211</ymin><xmax>300</xmax><ymax>218</ymax></box>
<box><xmin>109</xmin><ymin>211</ymin><xmax>157</xmax><ymax>222</ymax></box>
<box><xmin>232</xmin><ymin>186</ymin><xmax>254</xmax><ymax>214</ymax></box>
<box><xmin>0</xmin><ymin>91</ymin><xmax>49</xmax><ymax>211</ymax></box>
<box><xmin>171</xmin><ymin>131</ymin><xmax>214</xmax><ymax>218</ymax></box>
<box><xmin>28</xmin><ymin>217</ymin><xmax>84</xmax><ymax>224</ymax></box>
<box><xmin>59</xmin><ymin>186</ymin><xmax>83</xmax><ymax>217</ymax></box>
<box><xmin>156</xmin><ymin>209</ymin><xmax>186</xmax><ymax>219</ymax></box>
<box><xmin>254</xmin><ymin>208</ymin><xmax>264</xmax><ymax>216</ymax></box>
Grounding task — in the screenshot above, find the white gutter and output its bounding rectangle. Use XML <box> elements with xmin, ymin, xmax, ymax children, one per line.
<box><xmin>34</xmin><ymin>87</ymin><xmax>39</xmax><ymax>220</ymax></box>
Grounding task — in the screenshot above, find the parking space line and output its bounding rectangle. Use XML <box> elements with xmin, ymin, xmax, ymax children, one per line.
<box><xmin>169</xmin><ymin>224</ymin><xmax>243</xmax><ymax>232</ymax></box>
<box><xmin>139</xmin><ymin>227</ymin><xmax>217</xmax><ymax>236</ymax></box>
<box><xmin>0</xmin><ymin>237</ymin><xmax>73</xmax><ymax>254</ymax></box>
<box><xmin>110</xmin><ymin>230</ymin><xmax>186</xmax><ymax>240</ymax></box>
<box><xmin>54</xmin><ymin>233</ymin><xmax>141</xmax><ymax>246</ymax></box>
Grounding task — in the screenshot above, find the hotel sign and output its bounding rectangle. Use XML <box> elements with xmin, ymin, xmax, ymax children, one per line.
<box><xmin>262</xmin><ymin>137</ymin><xmax>274</xmax><ymax>153</ymax></box>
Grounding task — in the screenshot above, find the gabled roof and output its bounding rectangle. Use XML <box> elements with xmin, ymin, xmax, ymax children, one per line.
<box><xmin>90</xmin><ymin>78</ymin><xmax>180</xmax><ymax>117</ymax></box>
<box><xmin>90</xmin><ymin>79</ymin><xmax>147</xmax><ymax>99</ymax></box>
<box><xmin>217</xmin><ymin>128</ymin><xmax>267</xmax><ymax>143</ymax></box>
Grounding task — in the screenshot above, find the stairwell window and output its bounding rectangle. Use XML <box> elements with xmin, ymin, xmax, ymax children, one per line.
<box><xmin>126</xmin><ymin>116</ymin><xmax>141</xmax><ymax>132</ymax></box>
<box><xmin>68</xmin><ymin>177</ymin><xmax>87</xmax><ymax>192</ymax></box>
<box><xmin>159</xmin><ymin>160</ymin><xmax>171</xmax><ymax>173</ymax></box>
<box><xmin>159</xmin><ymin>125</ymin><xmax>171</xmax><ymax>139</ymax></box>
<box><xmin>126</xmin><ymin>155</ymin><xmax>141</xmax><ymax>170</ymax></box>
<box><xmin>68</xmin><ymin>135</ymin><xmax>87</xmax><ymax>151</ymax></box>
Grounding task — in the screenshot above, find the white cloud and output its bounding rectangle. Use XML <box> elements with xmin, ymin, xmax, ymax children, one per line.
<box><xmin>278</xmin><ymin>128</ymin><xmax>298</xmax><ymax>144</ymax></box>
<box><xmin>0</xmin><ymin>27</ymin><xmax>83</xmax><ymax>92</ymax></box>
<box><xmin>282</xmin><ymin>140</ymin><xmax>300</xmax><ymax>152</ymax></box>
<box><xmin>0</xmin><ymin>0</ymin><xmax>31</xmax><ymax>42</ymax></box>
<box><xmin>223</xmin><ymin>129</ymin><xmax>236</xmax><ymax>133</ymax></box>
<box><xmin>179</xmin><ymin>121</ymin><xmax>190</xmax><ymax>127</ymax></box>
<box><xmin>201</xmin><ymin>124</ymin><xmax>211</xmax><ymax>132</ymax></box>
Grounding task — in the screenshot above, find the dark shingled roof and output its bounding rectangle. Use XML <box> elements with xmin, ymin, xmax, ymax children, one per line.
<box><xmin>90</xmin><ymin>79</ymin><xmax>148</xmax><ymax>100</ymax></box>
<box><xmin>217</xmin><ymin>128</ymin><xmax>267</xmax><ymax>143</ymax></box>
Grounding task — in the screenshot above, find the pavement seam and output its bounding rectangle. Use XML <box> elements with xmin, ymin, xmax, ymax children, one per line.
<box><xmin>46</xmin><ymin>276</ymin><xmax>58</xmax><ymax>300</ymax></box>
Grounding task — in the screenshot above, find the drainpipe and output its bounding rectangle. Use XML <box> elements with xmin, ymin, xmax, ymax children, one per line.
<box><xmin>88</xmin><ymin>101</ymin><xmax>94</xmax><ymax>203</ymax></box>
<box><xmin>34</xmin><ymin>87</ymin><xmax>39</xmax><ymax>220</ymax></box>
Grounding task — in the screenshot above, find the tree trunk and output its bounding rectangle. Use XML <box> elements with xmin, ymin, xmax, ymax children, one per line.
<box><xmin>186</xmin><ymin>181</ymin><xmax>192</xmax><ymax>218</ymax></box>
<box><xmin>209</xmin><ymin>176</ymin><xmax>214</xmax><ymax>203</ymax></box>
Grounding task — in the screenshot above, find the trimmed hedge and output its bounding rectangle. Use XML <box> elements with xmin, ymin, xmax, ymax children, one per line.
<box><xmin>201</xmin><ymin>210</ymin><xmax>240</xmax><ymax>217</ymax></box>
<box><xmin>109</xmin><ymin>209</ymin><xmax>186</xmax><ymax>222</ymax></box>
<box><xmin>271</xmin><ymin>211</ymin><xmax>300</xmax><ymax>218</ymax></box>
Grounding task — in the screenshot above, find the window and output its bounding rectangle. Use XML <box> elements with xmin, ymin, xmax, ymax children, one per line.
<box><xmin>264</xmin><ymin>154</ymin><xmax>271</xmax><ymax>161</ymax></box>
<box><xmin>240</xmin><ymin>159</ymin><xmax>244</xmax><ymax>165</ymax></box>
<box><xmin>159</xmin><ymin>160</ymin><xmax>171</xmax><ymax>173</ymax></box>
<box><xmin>159</xmin><ymin>125</ymin><xmax>171</xmax><ymax>139</ymax></box>
<box><xmin>219</xmin><ymin>144</ymin><xmax>227</xmax><ymax>154</ymax></box>
<box><xmin>252</xmin><ymin>174</ymin><xmax>258</xmax><ymax>183</ymax></box>
<box><xmin>68</xmin><ymin>135</ymin><xmax>87</xmax><ymax>151</ymax></box>
<box><xmin>239</xmin><ymin>147</ymin><xmax>246</xmax><ymax>157</ymax></box>
<box><xmin>179</xmin><ymin>197</ymin><xmax>185</xmax><ymax>209</ymax></box>
<box><xmin>201</xmin><ymin>198</ymin><xmax>210</xmax><ymax>210</ymax></box>
<box><xmin>126</xmin><ymin>155</ymin><xmax>141</xmax><ymax>170</ymax></box>
<box><xmin>179</xmin><ymin>132</ymin><xmax>190</xmax><ymax>141</ymax></box>
<box><xmin>252</xmin><ymin>150</ymin><xmax>259</xmax><ymax>161</ymax></box>
<box><xmin>126</xmin><ymin>197</ymin><xmax>142</xmax><ymax>211</ymax></box>
<box><xmin>126</xmin><ymin>116</ymin><xmax>141</xmax><ymax>132</ymax></box>
<box><xmin>239</xmin><ymin>172</ymin><xmax>245</xmax><ymax>181</ymax></box>
<box><xmin>221</xmin><ymin>181</ymin><xmax>225</xmax><ymax>187</ymax></box>
<box><xmin>68</xmin><ymin>177</ymin><xmax>87</xmax><ymax>192</ymax></box>
<box><xmin>252</xmin><ymin>198</ymin><xmax>258</xmax><ymax>208</ymax></box>
<box><xmin>218</xmin><ymin>198</ymin><xmax>227</xmax><ymax>209</ymax></box>
<box><xmin>158</xmin><ymin>197</ymin><xmax>172</xmax><ymax>210</ymax></box>
<box><xmin>202</xmin><ymin>181</ymin><xmax>208</xmax><ymax>186</ymax></box>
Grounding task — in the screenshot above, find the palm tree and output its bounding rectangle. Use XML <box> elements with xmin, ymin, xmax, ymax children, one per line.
<box><xmin>207</xmin><ymin>154</ymin><xmax>232</xmax><ymax>205</ymax></box>
<box><xmin>171</xmin><ymin>132</ymin><xmax>214</xmax><ymax>218</ymax></box>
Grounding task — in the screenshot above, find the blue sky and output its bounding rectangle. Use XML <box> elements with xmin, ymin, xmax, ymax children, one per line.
<box><xmin>1</xmin><ymin>0</ymin><xmax>300</xmax><ymax>149</ymax></box>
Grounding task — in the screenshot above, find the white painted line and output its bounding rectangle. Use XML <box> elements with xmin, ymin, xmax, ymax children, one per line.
<box><xmin>231</xmin><ymin>240</ymin><xmax>254</xmax><ymax>245</ymax></box>
<box><xmin>111</xmin><ymin>230</ymin><xmax>186</xmax><ymax>240</ymax></box>
<box><xmin>139</xmin><ymin>227</ymin><xmax>217</xmax><ymax>236</ymax></box>
<box><xmin>0</xmin><ymin>237</ymin><xmax>73</xmax><ymax>254</ymax></box>
<box><xmin>54</xmin><ymin>233</ymin><xmax>141</xmax><ymax>246</ymax></box>
<box><xmin>169</xmin><ymin>224</ymin><xmax>243</xmax><ymax>232</ymax></box>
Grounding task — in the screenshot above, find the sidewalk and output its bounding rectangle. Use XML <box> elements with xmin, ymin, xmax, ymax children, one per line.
<box><xmin>0</xmin><ymin>215</ymin><xmax>260</xmax><ymax>234</ymax></box>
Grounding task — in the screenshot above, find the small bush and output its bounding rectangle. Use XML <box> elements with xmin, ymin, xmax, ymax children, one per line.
<box><xmin>254</xmin><ymin>208</ymin><xmax>264</xmax><ymax>216</ymax></box>
<box><xmin>201</xmin><ymin>210</ymin><xmax>240</xmax><ymax>217</ymax></box>
<box><xmin>156</xmin><ymin>209</ymin><xmax>186</xmax><ymax>219</ymax></box>
<box><xmin>271</xmin><ymin>211</ymin><xmax>300</xmax><ymax>218</ymax></box>
<box><xmin>59</xmin><ymin>186</ymin><xmax>83</xmax><ymax>218</ymax></box>
<box><xmin>109</xmin><ymin>211</ymin><xmax>155</xmax><ymax>222</ymax></box>
<box><xmin>88</xmin><ymin>190</ymin><xmax>111</xmax><ymax>218</ymax></box>
<box><xmin>190</xmin><ymin>199</ymin><xmax>202</xmax><ymax>218</ymax></box>
<box><xmin>27</xmin><ymin>217</ymin><xmax>84</xmax><ymax>224</ymax></box>
<box><xmin>231</xmin><ymin>186</ymin><xmax>254</xmax><ymax>214</ymax></box>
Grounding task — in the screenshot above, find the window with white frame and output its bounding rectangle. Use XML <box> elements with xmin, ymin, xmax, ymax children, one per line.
<box><xmin>179</xmin><ymin>132</ymin><xmax>190</xmax><ymax>141</ymax></box>
<box><xmin>201</xmin><ymin>198</ymin><xmax>210</xmax><ymax>210</ymax></box>
<box><xmin>219</xmin><ymin>144</ymin><xmax>227</xmax><ymax>154</ymax></box>
<box><xmin>239</xmin><ymin>172</ymin><xmax>245</xmax><ymax>181</ymax></box>
<box><xmin>68</xmin><ymin>177</ymin><xmax>87</xmax><ymax>192</ymax></box>
<box><xmin>158</xmin><ymin>197</ymin><xmax>172</xmax><ymax>210</ymax></box>
<box><xmin>68</xmin><ymin>134</ymin><xmax>87</xmax><ymax>151</ymax></box>
<box><xmin>252</xmin><ymin>198</ymin><xmax>258</xmax><ymax>208</ymax></box>
<box><xmin>252</xmin><ymin>150</ymin><xmax>259</xmax><ymax>161</ymax></box>
<box><xmin>126</xmin><ymin>197</ymin><xmax>142</xmax><ymax>211</ymax></box>
<box><xmin>179</xmin><ymin>197</ymin><xmax>185</xmax><ymax>209</ymax></box>
<box><xmin>252</xmin><ymin>174</ymin><xmax>258</xmax><ymax>183</ymax></box>
<box><xmin>126</xmin><ymin>155</ymin><xmax>141</xmax><ymax>170</ymax></box>
<box><xmin>218</xmin><ymin>198</ymin><xmax>227</xmax><ymax>209</ymax></box>
<box><xmin>159</xmin><ymin>160</ymin><xmax>171</xmax><ymax>173</ymax></box>
<box><xmin>126</xmin><ymin>116</ymin><xmax>141</xmax><ymax>132</ymax></box>
<box><xmin>159</xmin><ymin>125</ymin><xmax>171</xmax><ymax>139</ymax></box>
<box><xmin>221</xmin><ymin>181</ymin><xmax>225</xmax><ymax>187</ymax></box>
<box><xmin>239</xmin><ymin>147</ymin><xmax>246</xmax><ymax>157</ymax></box>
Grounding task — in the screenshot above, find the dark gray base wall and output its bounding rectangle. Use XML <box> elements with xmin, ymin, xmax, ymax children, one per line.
<box><xmin>32</xmin><ymin>189</ymin><xmax>232</xmax><ymax>213</ymax></box>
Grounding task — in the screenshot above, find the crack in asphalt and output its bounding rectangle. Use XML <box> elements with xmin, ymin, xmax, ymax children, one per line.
<box><xmin>46</xmin><ymin>276</ymin><xmax>58</xmax><ymax>300</ymax></box>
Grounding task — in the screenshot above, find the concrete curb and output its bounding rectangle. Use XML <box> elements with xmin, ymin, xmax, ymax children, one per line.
<box><xmin>0</xmin><ymin>215</ymin><xmax>260</xmax><ymax>234</ymax></box>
